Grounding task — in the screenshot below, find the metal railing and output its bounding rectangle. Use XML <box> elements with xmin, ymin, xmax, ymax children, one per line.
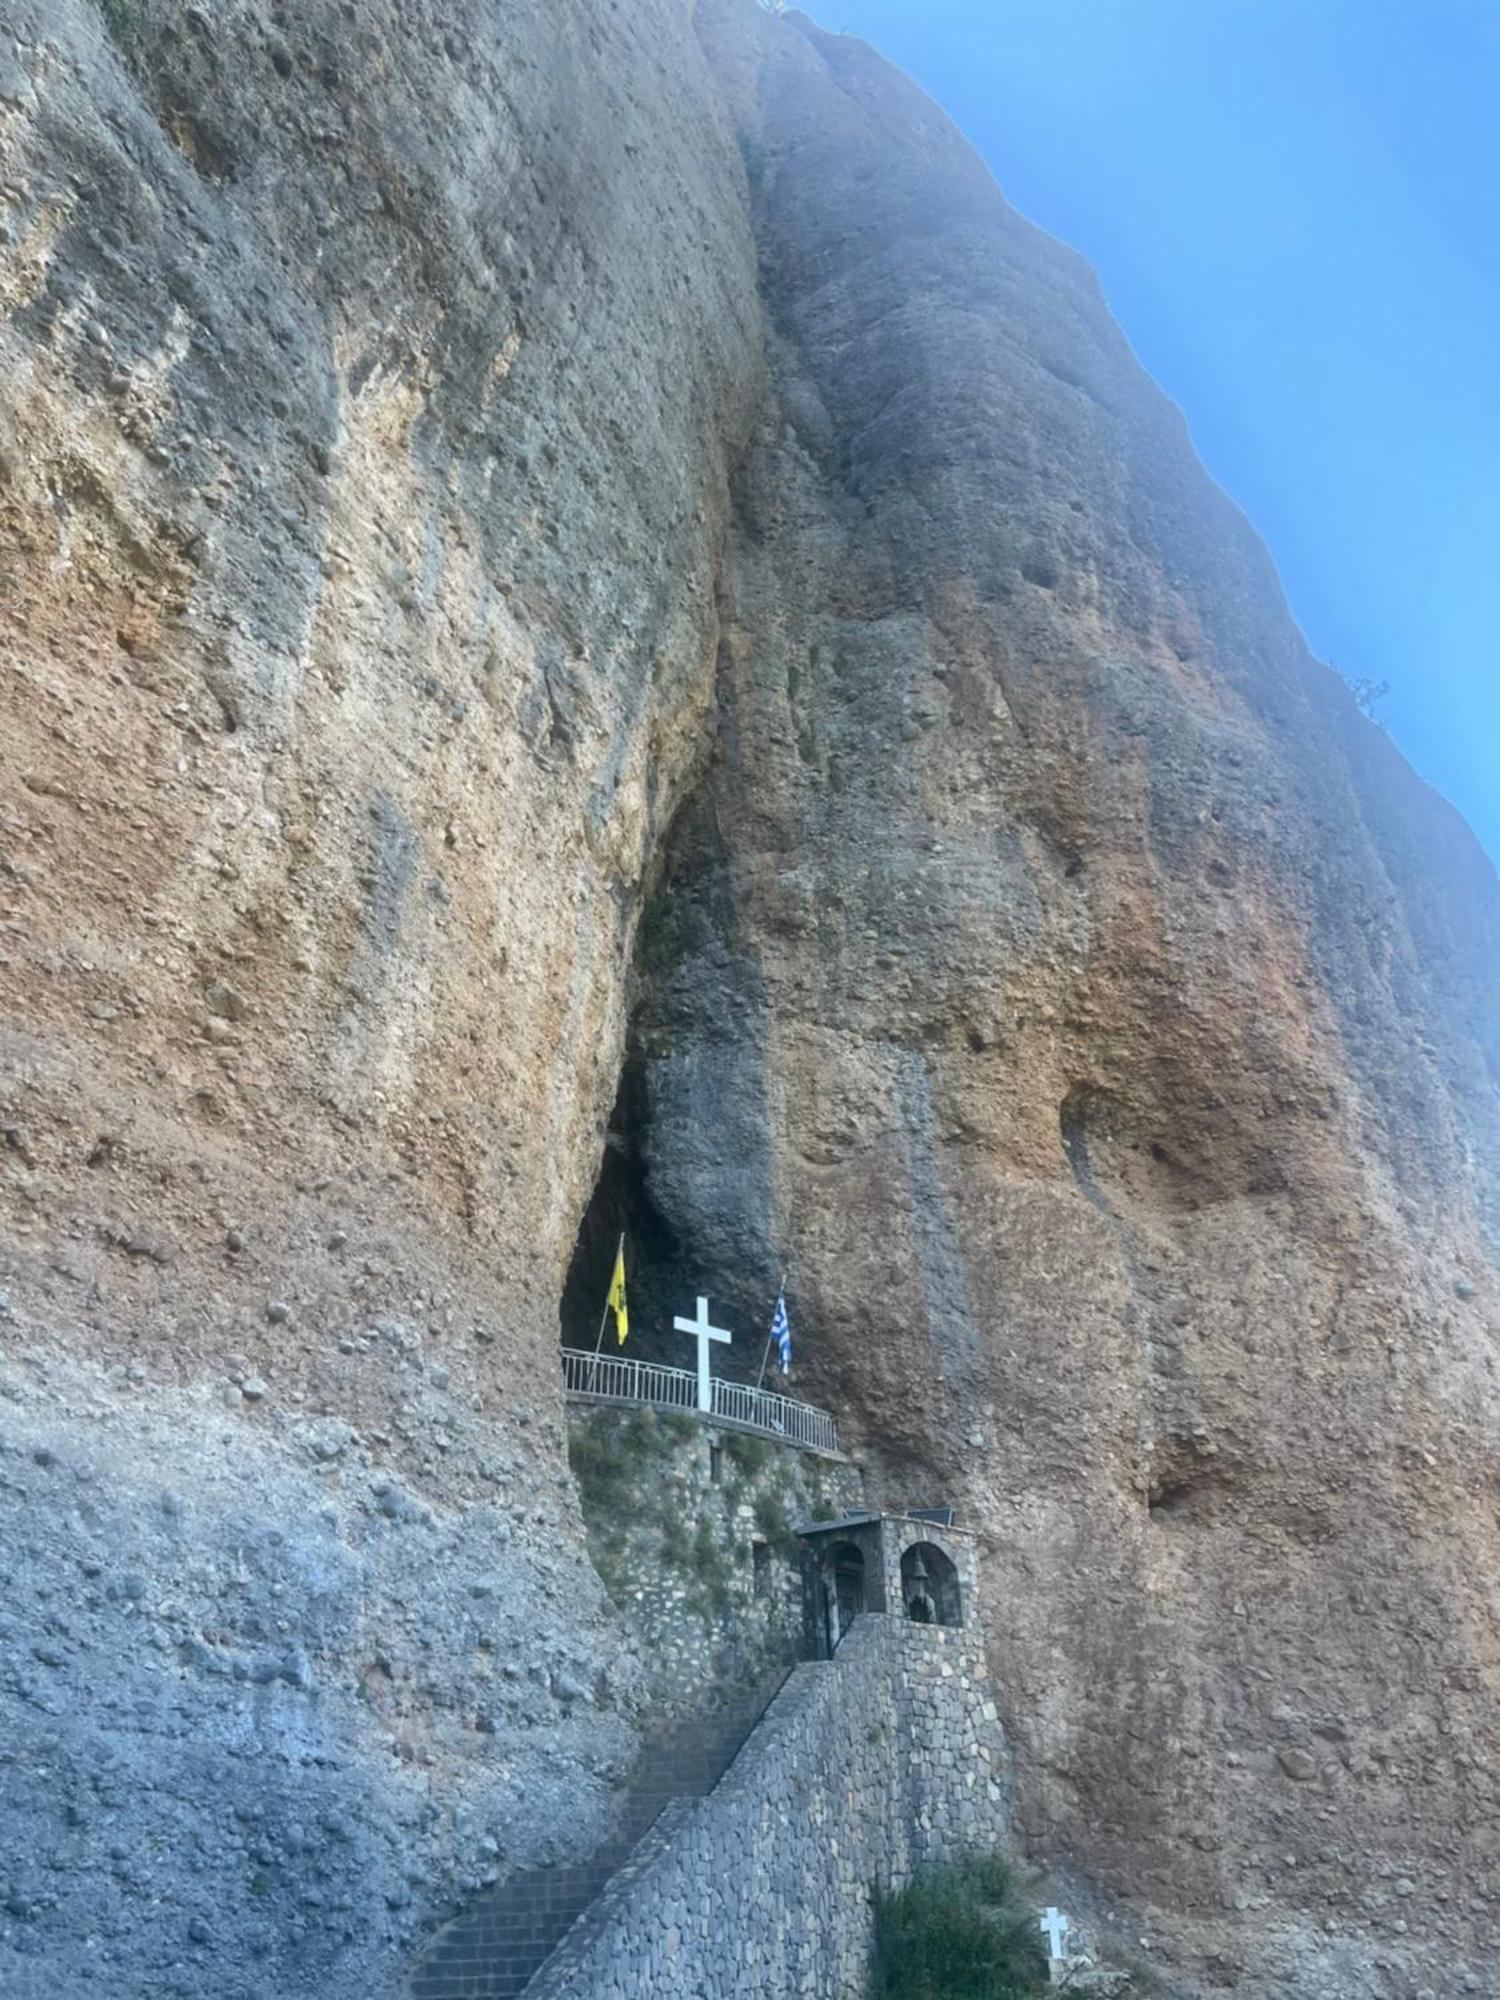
<box><xmin>561</xmin><ymin>1348</ymin><xmax>839</xmax><ymax>1455</ymax></box>
<box><xmin>562</xmin><ymin>1348</ymin><xmax>698</xmax><ymax>1414</ymax></box>
<box><xmin>708</xmin><ymin>1375</ymin><xmax>840</xmax><ymax>1454</ymax></box>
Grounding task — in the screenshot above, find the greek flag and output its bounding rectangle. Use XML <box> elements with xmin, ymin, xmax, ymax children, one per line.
<box><xmin>770</xmin><ymin>1289</ymin><xmax>792</xmax><ymax>1374</ymax></box>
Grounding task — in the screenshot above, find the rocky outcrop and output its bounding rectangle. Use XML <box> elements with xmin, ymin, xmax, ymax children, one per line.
<box><xmin>1</xmin><ymin>1</ymin><xmax>1496</xmax><ymax>1995</ymax></box>
<box><xmin>630</xmin><ymin>9</ymin><xmax>1500</xmax><ymax>1993</ymax></box>
<box><xmin>1</xmin><ymin>1</ymin><xmax>758</xmax><ymax>1993</ymax></box>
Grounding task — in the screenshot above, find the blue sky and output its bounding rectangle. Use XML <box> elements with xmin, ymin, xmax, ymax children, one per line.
<box><xmin>807</xmin><ymin>0</ymin><xmax>1499</xmax><ymax>865</ymax></box>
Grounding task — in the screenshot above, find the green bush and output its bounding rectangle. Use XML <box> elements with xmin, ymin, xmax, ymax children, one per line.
<box><xmin>869</xmin><ymin>1856</ymin><xmax>1048</xmax><ymax>2000</ymax></box>
<box><xmin>752</xmin><ymin>1488</ymin><xmax>800</xmax><ymax>1563</ymax></box>
<box><xmin>724</xmin><ymin>1431</ymin><xmax>773</xmax><ymax>1479</ymax></box>
<box><xmin>568</xmin><ymin>1410</ymin><xmax>662</xmax><ymax>1519</ymax></box>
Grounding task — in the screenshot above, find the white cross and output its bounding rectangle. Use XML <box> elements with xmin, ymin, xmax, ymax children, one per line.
<box><xmin>673</xmin><ymin>1295</ymin><xmax>731</xmax><ymax>1413</ymax></box>
<box><xmin>1039</xmin><ymin>1907</ymin><xmax>1070</xmax><ymax>1960</ymax></box>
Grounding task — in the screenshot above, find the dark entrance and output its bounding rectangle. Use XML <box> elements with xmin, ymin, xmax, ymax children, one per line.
<box><xmin>557</xmin><ymin>1061</ymin><xmax>682</xmax><ymax>1361</ymax></box>
<box><xmin>824</xmin><ymin>1540</ymin><xmax>866</xmax><ymax>1653</ymax></box>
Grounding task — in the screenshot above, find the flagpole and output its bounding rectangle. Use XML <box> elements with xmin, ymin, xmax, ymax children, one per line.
<box><xmin>755</xmin><ymin>1271</ymin><xmax>787</xmax><ymax>1391</ymax></box>
<box><xmin>589</xmin><ymin>1231</ymin><xmax>624</xmax><ymax>1390</ymax></box>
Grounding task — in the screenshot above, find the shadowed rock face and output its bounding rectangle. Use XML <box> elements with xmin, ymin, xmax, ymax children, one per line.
<box><xmin>641</xmin><ymin>6</ymin><xmax>1500</xmax><ymax>1989</ymax></box>
<box><xmin>0</xmin><ymin>0</ymin><xmax>1496</xmax><ymax>1994</ymax></box>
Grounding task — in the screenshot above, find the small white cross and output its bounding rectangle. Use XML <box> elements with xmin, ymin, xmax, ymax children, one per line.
<box><xmin>673</xmin><ymin>1294</ymin><xmax>731</xmax><ymax>1412</ymax></box>
<box><xmin>1039</xmin><ymin>1907</ymin><xmax>1070</xmax><ymax>1960</ymax></box>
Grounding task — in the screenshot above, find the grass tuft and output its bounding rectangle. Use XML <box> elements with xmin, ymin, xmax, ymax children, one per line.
<box><xmin>870</xmin><ymin>1856</ymin><xmax>1048</xmax><ymax>2000</ymax></box>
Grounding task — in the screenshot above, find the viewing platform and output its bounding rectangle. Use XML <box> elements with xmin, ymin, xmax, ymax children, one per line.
<box><xmin>561</xmin><ymin>1347</ymin><xmax>840</xmax><ymax>1456</ymax></box>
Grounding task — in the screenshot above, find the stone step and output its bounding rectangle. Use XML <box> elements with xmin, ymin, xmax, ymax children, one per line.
<box><xmin>409</xmin><ymin>1675</ymin><xmax>790</xmax><ymax>2000</ymax></box>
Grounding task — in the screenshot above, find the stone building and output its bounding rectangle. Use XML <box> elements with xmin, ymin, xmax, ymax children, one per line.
<box><xmin>412</xmin><ymin>1409</ymin><xmax>1011</xmax><ymax>2000</ymax></box>
<box><xmin>798</xmin><ymin>1509</ymin><xmax>974</xmax><ymax>1656</ymax></box>
<box><xmin>517</xmin><ymin>1508</ymin><xmax>1011</xmax><ymax>1998</ymax></box>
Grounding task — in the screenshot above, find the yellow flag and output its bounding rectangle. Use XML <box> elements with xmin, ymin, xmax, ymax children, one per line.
<box><xmin>606</xmin><ymin>1242</ymin><xmax>628</xmax><ymax>1345</ymax></box>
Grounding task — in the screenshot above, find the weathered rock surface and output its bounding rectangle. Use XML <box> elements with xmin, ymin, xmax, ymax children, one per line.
<box><xmin>1</xmin><ymin>0</ymin><xmax>1496</xmax><ymax>1994</ymax></box>
<box><xmin>0</xmin><ymin>1350</ymin><xmax>630</xmax><ymax>1998</ymax></box>
<box><xmin>1</xmin><ymin>1</ymin><xmax>756</xmax><ymax>1993</ymax></box>
<box><xmin>632</xmin><ymin>7</ymin><xmax>1500</xmax><ymax>1993</ymax></box>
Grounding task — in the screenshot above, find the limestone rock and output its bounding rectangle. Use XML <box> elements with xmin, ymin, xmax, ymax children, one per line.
<box><xmin>643</xmin><ymin>5</ymin><xmax>1500</xmax><ymax>1991</ymax></box>
<box><xmin>0</xmin><ymin>0</ymin><xmax>1495</xmax><ymax>1997</ymax></box>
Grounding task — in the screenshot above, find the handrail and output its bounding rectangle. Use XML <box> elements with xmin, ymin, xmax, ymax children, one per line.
<box><xmin>561</xmin><ymin>1348</ymin><xmax>839</xmax><ymax>1455</ymax></box>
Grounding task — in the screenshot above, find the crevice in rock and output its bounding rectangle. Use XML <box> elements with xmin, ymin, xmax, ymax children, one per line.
<box><xmin>557</xmin><ymin>1055</ymin><xmax>682</xmax><ymax>1366</ymax></box>
<box><xmin>1146</xmin><ymin>1440</ymin><xmax>1228</xmax><ymax>1523</ymax></box>
<box><xmin>558</xmin><ymin>787</ymin><xmax>732</xmax><ymax>1366</ymax></box>
<box><xmin>558</xmin><ymin>759</ymin><xmax>786</xmax><ymax>1385</ymax></box>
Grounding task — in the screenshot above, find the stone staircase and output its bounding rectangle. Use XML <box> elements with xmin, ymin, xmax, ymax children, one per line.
<box><xmin>409</xmin><ymin>1673</ymin><xmax>790</xmax><ymax>2000</ymax></box>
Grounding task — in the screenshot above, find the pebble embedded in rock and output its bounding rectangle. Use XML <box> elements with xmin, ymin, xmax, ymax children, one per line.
<box><xmin>204</xmin><ymin>979</ymin><xmax>248</xmax><ymax>1022</ymax></box>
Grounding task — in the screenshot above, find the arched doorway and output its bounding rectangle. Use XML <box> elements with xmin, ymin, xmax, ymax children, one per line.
<box><xmin>900</xmin><ymin>1541</ymin><xmax>961</xmax><ymax>1627</ymax></box>
<box><xmin>824</xmin><ymin>1541</ymin><xmax>866</xmax><ymax>1653</ymax></box>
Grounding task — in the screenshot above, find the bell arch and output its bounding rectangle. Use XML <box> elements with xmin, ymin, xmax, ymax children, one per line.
<box><xmin>900</xmin><ymin>1540</ymin><xmax>961</xmax><ymax>1627</ymax></box>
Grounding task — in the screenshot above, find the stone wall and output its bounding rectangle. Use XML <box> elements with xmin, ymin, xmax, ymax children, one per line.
<box><xmin>565</xmin><ymin>1403</ymin><xmax>861</xmax><ymax>1716</ymax></box>
<box><xmin>529</xmin><ymin>1613</ymin><xmax>1011</xmax><ymax>1999</ymax></box>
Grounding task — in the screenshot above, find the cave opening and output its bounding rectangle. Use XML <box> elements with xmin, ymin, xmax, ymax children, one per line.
<box><xmin>558</xmin><ymin>1057</ymin><xmax>684</xmax><ymax>1368</ymax></box>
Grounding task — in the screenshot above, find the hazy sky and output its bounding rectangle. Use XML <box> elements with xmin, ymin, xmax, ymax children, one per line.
<box><xmin>807</xmin><ymin>0</ymin><xmax>1499</xmax><ymax>865</ymax></box>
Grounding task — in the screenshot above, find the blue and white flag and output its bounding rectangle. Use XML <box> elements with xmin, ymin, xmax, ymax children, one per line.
<box><xmin>770</xmin><ymin>1289</ymin><xmax>792</xmax><ymax>1374</ymax></box>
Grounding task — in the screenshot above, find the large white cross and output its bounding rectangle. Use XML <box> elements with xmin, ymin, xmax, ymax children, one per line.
<box><xmin>1039</xmin><ymin>1907</ymin><xmax>1070</xmax><ymax>1960</ymax></box>
<box><xmin>673</xmin><ymin>1294</ymin><xmax>731</xmax><ymax>1413</ymax></box>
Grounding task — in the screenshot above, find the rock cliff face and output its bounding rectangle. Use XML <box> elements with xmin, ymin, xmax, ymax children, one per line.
<box><xmin>0</xmin><ymin>1</ymin><xmax>1495</xmax><ymax>1996</ymax></box>
<box><xmin>638</xmin><ymin>10</ymin><xmax>1500</xmax><ymax>1993</ymax></box>
<box><xmin>1</xmin><ymin>2</ymin><xmax>758</xmax><ymax>1993</ymax></box>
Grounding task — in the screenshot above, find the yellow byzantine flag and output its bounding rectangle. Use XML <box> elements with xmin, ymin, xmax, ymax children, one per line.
<box><xmin>606</xmin><ymin>1240</ymin><xmax>629</xmax><ymax>1345</ymax></box>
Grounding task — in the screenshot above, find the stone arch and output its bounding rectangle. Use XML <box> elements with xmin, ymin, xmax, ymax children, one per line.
<box><xmin>823</xmin><ymin>1539</ymin><xmax>866</xmax><ymax>1652</ymax></box>
<box><xmin>900</xmin><ymin>1540</ymin><xmax>961</xmax><ymax>1627</ymax></box>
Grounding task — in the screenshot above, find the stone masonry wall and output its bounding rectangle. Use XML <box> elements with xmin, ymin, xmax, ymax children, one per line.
<box><xmin>528</xmin><ymin>1613</ymin><xmax>1011</xmax><ymax>1999</ymax></box>
<box><xmin>565</xmin><ymin>1404</ymin><xmax>860</xmax><ymax>1717</ymax></box>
